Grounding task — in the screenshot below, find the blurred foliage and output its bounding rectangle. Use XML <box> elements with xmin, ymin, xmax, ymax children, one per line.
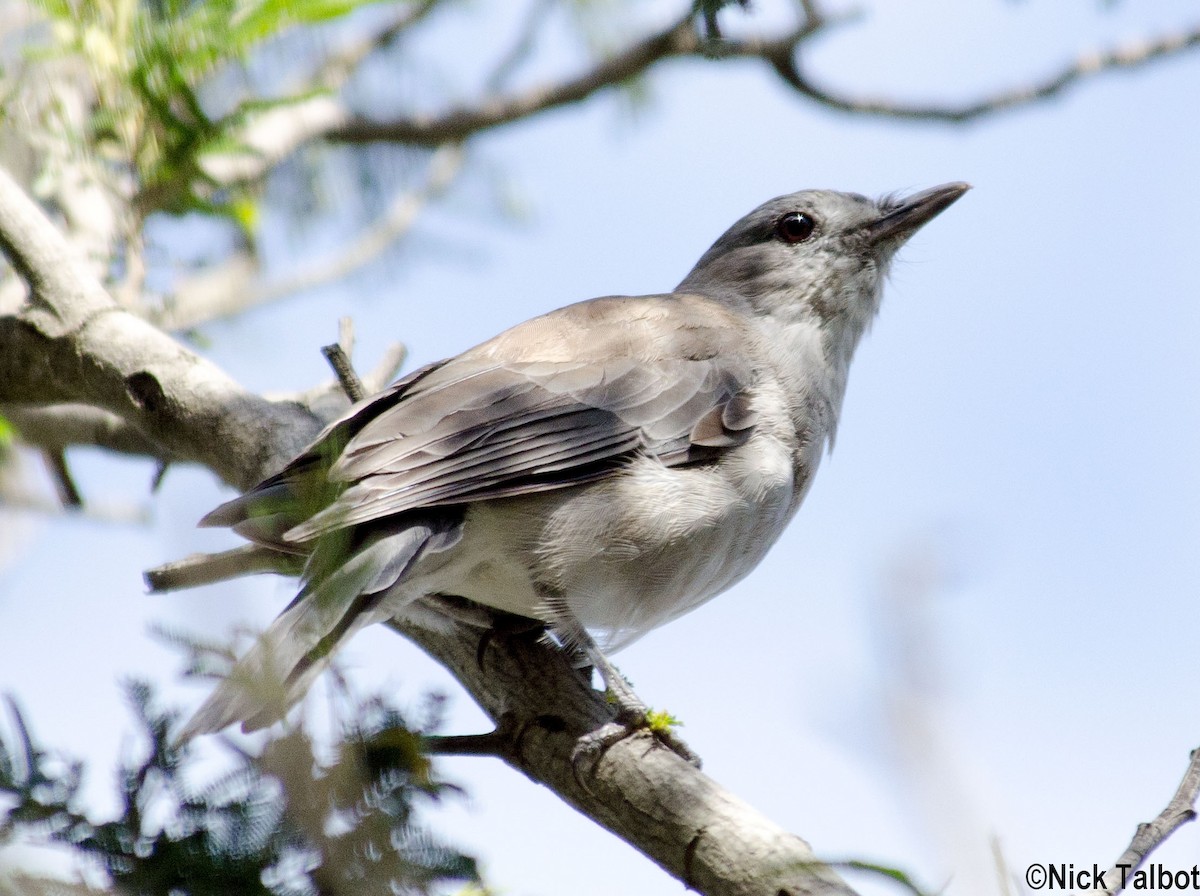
<box><xmin>0</xmin><ymin>681</ymin><xmax>479</xmax><ymax>895</ymax></box>
<box><xmin>26</xmin><ymin>0</ymin><xmax>384</xmax><ymax>225</ymax></box>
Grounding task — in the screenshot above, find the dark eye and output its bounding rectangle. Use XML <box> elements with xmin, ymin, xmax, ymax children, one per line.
<box><xmin>775</xmin><ymin>212</ymin><xmax>816</xmax><ymax>244</ymax></box>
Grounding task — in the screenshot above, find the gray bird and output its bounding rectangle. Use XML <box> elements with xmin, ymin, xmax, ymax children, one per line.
<box><xmin>163</xmin><ymin>182</ymin><xmax>968</xmax><ymax>741</ymax></box>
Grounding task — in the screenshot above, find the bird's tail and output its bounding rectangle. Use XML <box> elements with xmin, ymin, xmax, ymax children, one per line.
<box><xmin>176</xmin><ymin>523</ymin><xmax>447</xmax><ymax>742</ymax></box>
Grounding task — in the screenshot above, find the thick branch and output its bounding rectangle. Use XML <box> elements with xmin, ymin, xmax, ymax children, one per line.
<box><xmin>0</xmin><ymin>165</ymin><xmax>319</xmax><ymax>489</ymax></box>
<box><xmin>390</xmin><ymin>615</ymin><xmax>857</xmax><ymax>896</ymax></box>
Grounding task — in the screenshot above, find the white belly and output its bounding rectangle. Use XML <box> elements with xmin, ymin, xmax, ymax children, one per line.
<box><xmin>406</xmin><ymin>429</ymin><xmax>804</xmax><ymax>649</ymax></box>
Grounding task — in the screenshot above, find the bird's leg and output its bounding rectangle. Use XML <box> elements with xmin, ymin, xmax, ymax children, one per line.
<box><xmin>540</xmin><ymin>594</ymin><xmax>701</xmax><ymax>768</ymax></box>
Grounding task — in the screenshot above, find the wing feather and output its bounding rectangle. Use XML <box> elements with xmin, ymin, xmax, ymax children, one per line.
<box><xmin>210</xmin><ymin>295</ymin><xmax>763</xmax><ymax>546</ymax></box>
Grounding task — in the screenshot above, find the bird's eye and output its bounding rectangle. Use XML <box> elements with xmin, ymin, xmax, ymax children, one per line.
<box><xmin>775</xmin><ymin>212</ymin><xmax>816</xmax><ymax>244</ymax></box>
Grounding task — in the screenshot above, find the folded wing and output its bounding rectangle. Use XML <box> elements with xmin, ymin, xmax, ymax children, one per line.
<box><xmin>203</xmin><ymin>295</ymin><xmax>760</xmax><ymax>546</ymax></box>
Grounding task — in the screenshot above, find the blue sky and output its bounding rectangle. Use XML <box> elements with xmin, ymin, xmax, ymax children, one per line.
<box><xmin>2</xmin><ymin>2</ymin><xmax>1199</xmax><ymax>894</ymax></box>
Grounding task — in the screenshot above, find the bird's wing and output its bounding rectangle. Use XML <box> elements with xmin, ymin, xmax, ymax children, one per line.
<box><xmin>205</xmin><ymin>295</ymin><xmax>760</xmax><ymax>546</ymax></box>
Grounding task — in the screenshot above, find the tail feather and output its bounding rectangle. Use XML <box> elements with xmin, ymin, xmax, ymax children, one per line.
<box><xmin>176</xmin><ymin>524</ymin><xmax>437</xmax><ymax>742</ymax></box>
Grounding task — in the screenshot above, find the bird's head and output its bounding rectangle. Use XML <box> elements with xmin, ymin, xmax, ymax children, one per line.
<box><xmin>677</xmin><ymin>183</ymin><xmax>969</xmax><ymax>331</ymax></box>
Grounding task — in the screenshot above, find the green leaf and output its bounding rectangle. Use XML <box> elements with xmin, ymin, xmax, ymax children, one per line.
<box><xmin>644</xmin><ymin>708</ymin><xmax>683</xmax><ymax>733</ymax></box>
<box><xmin>829</xmin><ymin>858</ymin><xmax>935</xmax><ymax>896</ymax></box>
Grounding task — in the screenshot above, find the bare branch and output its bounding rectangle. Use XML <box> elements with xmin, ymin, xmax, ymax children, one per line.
<box><xmin>146</xmin><ymin>544</ymin><xmax>298</xmax><ymax>592</ymax></box>
<box><xmin>150</xmin><ymin>252</ymin><xmax>258</xmax><ymax>333</ymax></box>
<box><xmin>387</xmin><ymin>615</ymin><xmax>859</xmax><ymax>896</ymax></box>
<box><xmin>769</xmin><ymin>23</ymin><xmax>1200</xmax><ymax>123</ymax></box>
<box><xmin>196</xmin><ymin>7</ymin><xmax>1200</xmax><ymax>209</ymax></box>
<box><xmin>327</xmin><ymin>15</ymin><xmax>1200</xmax><ymax>144</ymax></box>
<box><xmin>327</xmin><ymin>12</ymin><xmax>708</xmax><ymax>145</ymax></box>
<box><xmin>248</xmin><ymin>143</ymin><xmax>465</xmax><ymax>306</ymax></box>
<box><xmin>484</xmin><ymin>0</ymin><xmax>557</xmax><ymax>93</ymax></box>
<box><xmin>1102</xmin><ymin>747</ymin><xmax>1200</xmax><ymax>895</ymax></box>
<box><xmin>0</xmin><ymin>163</ymin><xmax>320</xmax><ymax>489</ymax></box>
<box><xmin>4</xmin><ymin>404</ymin><xmax>166</xmax><ymax>458</ymax></box>
<box><xmin>161</xmin><ymin>144</ymin><xmax>465</xmax><ymax>332</ymax></box>
<box><xmin>40</xmin><ymin>448</ymin><xmax>82</xmax><ymax>507</ymax></box>
<box><xmin>198</xmin><ymin>1</ymin><xmax>444</xmax><ymax>188</ymax></box>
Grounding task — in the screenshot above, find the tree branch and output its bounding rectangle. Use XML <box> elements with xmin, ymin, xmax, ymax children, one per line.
<box><xmin>388</xmin><ymin>615</ymin><xmax>859</xmax><ymax>896</ymax></box>
<box><xmin>161</xmin><ymin>143</ymin><xmax>464</xmax><ymax>332</ymax></box>
<box><xmin>0</xmin><ymin>164</ymin><xmax>320</xmax><ymax>490</ymax></box>
<box><xmin>1103</xmin><ymin>747</ymin><xmax>1200</xmax><ymax>895</ymax></box>
<box><xmin>193</xmin><ymin>6</ymin><xmax>1200</xmax><ymax>212</ymax></box>
<box><xmin>326</xmin><ymin>12</ymin><xmax>708</xmax><ymax>145</ymax></box>
<box><xmin>235</xmin><ymin>143</ymin><xmax>464</xmax><ymax>312</ymax></box>
<box><xmin>197</xmin><ymin>0</ymin><xmax>445</xmax><ymax>188</ymax></box>
<box><xmin>4</xmin><ymin>404</ymin><xmax>165</xmax><ymax>458</ymax></box>
<box><xmin>768</xmin><ymin>23</ymin><xmax>1200</xmax><ymax>123</ymax></box>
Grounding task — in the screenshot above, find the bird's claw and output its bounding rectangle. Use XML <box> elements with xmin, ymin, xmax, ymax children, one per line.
<box><xmin>571</xmin><ymin>698</ymin><xmax>702</xmax><ymax>782</ymax></box>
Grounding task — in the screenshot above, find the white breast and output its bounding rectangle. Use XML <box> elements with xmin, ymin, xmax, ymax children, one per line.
<box><xmin>402</xmin><ymin>391</ymin><xmax>815</xmax><ymax>650</ymax></box>
<box><xmin>536</xmin><ymin>428</ymin><xmax>799</xmax><ymax>648</ymax></box>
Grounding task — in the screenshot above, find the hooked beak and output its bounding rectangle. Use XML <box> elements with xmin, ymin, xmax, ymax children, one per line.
<box><xmin>867</xmin><ymin>182</ymin><xmax>970</xmax><ymax>243</ymax></box>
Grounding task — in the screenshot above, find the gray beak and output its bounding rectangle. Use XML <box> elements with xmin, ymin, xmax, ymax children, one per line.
<box><xmin>867</xmin><ymin>182</ymin><xmax>971</xmax><ymax>243</ymax></box>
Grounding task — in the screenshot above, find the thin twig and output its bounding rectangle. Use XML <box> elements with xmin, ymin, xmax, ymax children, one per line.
<box><xmin>156</xmin><ymin>143</ymin><xmax>464</xmax><ymax>332</ymax></box>
<box><xmin>311</xmin><ymin>0</ymin><xmax>443</xmax><ymax>88</ymax></box>
<box><xmin>41</xmin><ymin>448</ymin><xmax>82</xmax><ymax>507</ymax></box>
<box><xmin>328</xmin><ymin>12</ymin><xmax>704</xmax><ymax>145</ymax></box>
<box><xmin>259</xmin><ymin>142</ymin><xmax>464</xmax><ymax>300</ymax></box>
<box><xmin>770</xmin><ymin>24</ymin><xmax>1200</xmax><ymax>123</ymax></box>
<box><xmin>270</xmin><ymin>341</ymin><xmax>406</xmax><ymax>422</ymax></box>
<box><xmin>321</xmin><ymin>342</ymin><xmax>365</xmax><ymax>403</ymax></box>
<box><xmin>1102</xmin><ymin>747</ymin><xmax>1200</xmax><ymax>895</ymax></box>
<box><xmin>485</xmin><ymin>0</ymin><xmax>557</xmax><ymax>93</ymax></box>
<box><xmin>198</xmin><ymin>0</ymin><xmax>445</xmax><ymax>189</ymax></box>
<box><xmin>146</xmin><ymin>544</ymin><xmax>298</xmax><ymax>592</ymax></box>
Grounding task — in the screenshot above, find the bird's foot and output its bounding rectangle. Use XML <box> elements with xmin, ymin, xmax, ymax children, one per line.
<box><xmin>572</xmin><ymin>677</ymin><xmax>701</xmax><ymax>771</ymax></box>
<box><xmin>538</xmin><ymin>602</ymin><xmax>701</xmax><ymax>770</ymax></box>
